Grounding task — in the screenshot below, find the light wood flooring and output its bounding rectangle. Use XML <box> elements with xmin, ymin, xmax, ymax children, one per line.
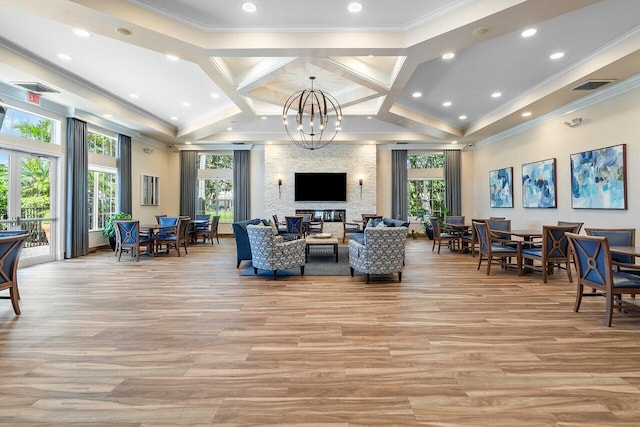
<box><xmin>2</xmin><ymin>237</ymin><xmax>640</xmax><ymax>426</ymax></box>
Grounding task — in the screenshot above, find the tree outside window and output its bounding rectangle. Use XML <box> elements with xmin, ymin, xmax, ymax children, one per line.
<box><xmin>197</xmin><ymin>154</ymin><xmax>233</xmax><ymax>222</ymax></box>
<box><xmin>88</xmin><ymin>132</ymin><xmax>116</xmax><ymax>157</ymax></box>
<box><xmin>408</xmin><ymin>154</ymin><xmax>445</xmax><ymax>220</ymax></box>
<box><xmin>88</xmin><ymin>169</ymin><xmax>117</xmax><ymax>231</ymax></box>
<box><xmin>1</xmin><ymin>106</ymin><xmax>54</xmax><ymax>143</ymax></box>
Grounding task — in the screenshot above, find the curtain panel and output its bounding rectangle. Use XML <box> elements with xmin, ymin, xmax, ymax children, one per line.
<box><xmin>180</xmin><ymin>151</ymin><xmax>198</xmax><ymax>219</ymax></box>
<box><xmin>117</xmin><ymin>134</ymin><xmax>132</xmax><ymax>215</ymax></box>
<box><xmin>444</xmin><ymin>149</ymin><xmax>462</xmax><ymax>216</ymax></box>
<box><xmin>391</xmin><ymin>150</ymin><xmax>408</xmax><ymax>221</ymax></box>
<box><xmin>233</xmin><ymin>150</ymin><xmax>250</xmax><ymax>222</ymax></box>
<box><xmin>65</xmin><ymin>118</ymin><xmax>89</xmax><ymax>258</ymax></box>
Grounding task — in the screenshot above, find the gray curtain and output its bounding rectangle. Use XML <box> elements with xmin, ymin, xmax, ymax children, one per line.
<box><xmin>117</xmin><ymin>134</ymin><xmax>132</xmax><ymax>215</ymax></box>
<box><xmin>180</xmin><ymin>151</ymin><xmax>198</xmax><ymax>219</ymax></box>
<box><xmin>233</xmin><ymin>150</ymin><xmax>250</xmax><ymax>222</ymax></box>
<box><xmin>65</xmin><ymin>118</ymin><xmax>89</xmax><ymax>259</ymax></box>
<box><xmin>391</xmin><ymin>150</ymin><xmax>408</xmax><ymax>220</ymax></box>
<box><xmin>444</xmin><ymin>149</ymin><xmax>462</xmax><ymax>216</ymax></box>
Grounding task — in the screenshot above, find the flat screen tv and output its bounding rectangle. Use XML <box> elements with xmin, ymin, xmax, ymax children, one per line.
<box><xmin>295</xmin><ymin>172</ymin><xmax>347</xmax><ymax>202</ymax></box>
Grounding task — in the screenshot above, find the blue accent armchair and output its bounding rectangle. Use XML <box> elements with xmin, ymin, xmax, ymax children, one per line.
<box><xmin>232</xmin><ymin>218</ymin><xmax>263</xmax><ymax>267</ymax></box>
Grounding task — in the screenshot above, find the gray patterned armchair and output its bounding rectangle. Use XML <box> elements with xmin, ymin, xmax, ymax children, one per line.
<box><xmin>349</xmin><ymin>226</ymin><xmax>407</xmax><ymax>283</ymax></box>
<box><xmin>246</xmin><ymin>225</ymin><xmax>306</xmax><ymax>280</ymax></box>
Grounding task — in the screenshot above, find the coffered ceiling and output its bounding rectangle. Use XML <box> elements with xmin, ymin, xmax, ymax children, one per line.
<box><xmin>0</xmin><ymin>0</ymin><xmax>638</xmax><ymax>150</ymax></box>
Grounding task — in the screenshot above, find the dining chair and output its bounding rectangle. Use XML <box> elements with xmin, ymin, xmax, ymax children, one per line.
<box><xmin>272</xmin><ymin>214</ymin><xmax>288</xmax><ymax>234</ymax></box>
<box><xmin>461</xmin><ymin>218</ymin><xmax>489</xmax><ymax>257</ymax></box>
<box><xmin>474</xmin><ymin>221</ymin><xmax>522</xmax><ymax>275</ymax></box>
<box><xmin>0</xmin><ymin>231</ymin><xmax>29</xmax><ymax>315</ymax></box>
<box><xmin>566</xmin><ymin>232</ymin><xmax>640</xmax><ymax>327</ymax></box>
<box><xmin>519</xmin><ymin>225</ymin><xmax>575</xmax><ymax>283</ymax></box>
<box><xmin>114</xmin><ymin>220</ymin><xmax>153</xmax><ymax>262</ymax></box>
<box><xmin>155</xmin><ymin>217</ymin><xmax>190</xmax><ymax>256</ymax></box>
<box><xmin>585</xmin><ymin>228</ymin><xmax>638</xmax><ymax>273</ymax></box>
<box><xmin>340</xmin><ymin>213</ymin><xmax>360</xmax><ymax>243</ymax></box>
<box><xmin>430</xmin><ymin>217</ymin><xmax>458</xmax><ymax>254</ymax></box>
<box><xmin>557</xmin><ymin>221</ymin><xmax>584</xmax><ymax>233</ymax></box>
<box><xmin>362</xmin><ymin>214</ymin><xmax>382</xmax><ymax>229</ymax></box>
<box><xmin>284</xmin><ymin>216</ymin><xmax>304</xmax><ymax>240</ymax></box>
<box><xmin>486</xmin><ymin>219</ymin><xmax>512</xmax><ymax>241</ymax></box>
<box><xmin>195</xmin><ymin>215</ymin><xmax>220</xmax><ymax>244</ymax></box>
<box><xmin>155</xmin><ymin>214</ymin><xmax>167</xmax><ymax>223</ymax></box>
<box><xmin>306</xmin><ymin>218</ymin><xmax>324</xmax><ymax>235</ymax></box>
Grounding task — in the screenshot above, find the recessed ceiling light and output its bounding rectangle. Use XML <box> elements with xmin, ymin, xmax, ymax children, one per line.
<box><xmin>72</xmin><ymin>28</ymin><xmax>90</xmax><ymax>37</ymax></box>
<box><xmin>211</xmin><ymin>93</ymin><xmax>220</xmax><ymax>99</ymax></box>
<box><xmin>459</xmin><ymin>115</ymin><xmax>467</xmax><ymax>120</ymax></box>
<box><xmin>522</xmin><ymin>111</ymin><xmax>532</xmax><ymax>117</ymax></box>
<box><xmin>491</xmin><ymin>92</ymin><xmax>502</xmax><ymax>98</ymax></box>
<box><xmin>521</xmin><ymin>28</ymin><xmax>537</xmax><ymax>38</ymax></box>
<box><xmin>550</xmin><ymin>51</ymin><xmax>565</xmax><ymax>60</ymax></box>
<box><xmin>227</xmin><ymin>127</ymin><xmax>233</xmax><ymax>131</ymax></box>
<box><xmin>181</xmin><ymin>102</ymin><xmax>190</xmax><ymax>107</ymax></box>
<box><xmin>261</xmin><ymin>116</ymin><xmax>267</xmax><ymax>120</ymax></box>
<box><xmin>166</xmin><ymin>54</ymin><xmax>179</xmax><ymax>61</ymax></box>
<box><xmin>367</xmin><ymin>116</ymin><xmax>372</xmax><ymax>120</ymax></box>
<box><xmin>115</xmin><ymin>27</ymin><xmax>132</xmax><ymax>36</ymax></box>
<box><xmin>129</xmin><ymin>93</ymin><xmax>138</xmax><ymax>99</ymax></box>
<box><xmin>242</xmin><ymin>2</ymin><xmax>257</xmax><ymax>13</ymax></box>
<box><xmin>368</xmin><ymin>141</ymin><xmax>375</xmax><ymax>145</ymax></box>
<box><xmin>170</xmin><ymin>116</ymin><xmax>178</xmax><ymax>121</ymax></box>
<box><xmin>412</xmin><ymin>92</ymin><xmax>422</xmax><ymax>98</ymax></box>
<box><xmin>57</xmin><ymin>53</ymin><xmax>72</xmax><ymax>61</ymax></box>
<box><xmin>185</xmin><ymin>141</ymin><xmax>192</xmax><ymax>145</ymax></box>
<box><xmin>442</xmin><ymin>52</ymin><xmax>455</xmax><ymax>60</ymax></box>
<box><xmin>442</xmin><ymin>101</ymin><xmax>452</xmax><ymax>107</ymax></box>
<box><xmin>348</xmin><ymin>2</ymin><xmax>363</xmax><ymax>13</ymax></box>
<box><xmin>368</xmin><ymin>54</ymin><xmax>374</xmax><ymax>58</ymax></box>
<box><xmin>451</xmin><ymin>140</ymin><xmax>458</xmax><ymax>144</ymax></box>
<box><xmin>103</xmin><ymin>114</ymin><xmax>112</xmax><ymax>118</ymax></box>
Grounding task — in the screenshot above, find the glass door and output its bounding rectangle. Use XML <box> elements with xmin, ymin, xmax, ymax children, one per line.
<box><xmin>0</xmin><ymin>149</ymin><xmax>57</xmax><ymax>264</ymax></box>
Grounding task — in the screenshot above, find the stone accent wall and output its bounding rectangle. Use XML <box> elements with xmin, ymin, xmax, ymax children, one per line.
<box><xmin>264</xmin><ymin>144</ymin><xmax>377</xmax><ymax>237</ymax></box>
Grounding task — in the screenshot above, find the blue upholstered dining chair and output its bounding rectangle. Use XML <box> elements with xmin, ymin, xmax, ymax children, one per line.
<box><xmin>474</xmin><ymin>221</ymin><xmax>521</xmax><ymax>276</ymax></box>
<box><xmin>430</xmin><ymin>217</ymin><xmax>458</xmax><ymax>254</ymax></box>
<box><xmin>272</xmin><ymin>215</ymin><xmax>288</xmax><ymax>234</ymax></box>
<box><xmin>114</xmin><ymin>220</ymin><xmax>153</xmax><ymax>262</ymax></box>
<box><xmin>519</xmin><ymin>225</ymin><xmax>575</xmax><ymax>283</ymax></box>
<box><xmin>566</xmin><ymin>232</ymin><xmax>640</xmax><ymax>327</ymax></box>
<box><xmin>284</xmin><ymin>216</ymin><xmax>304</xmax><ymax>240</ymax></box>
<box><xmin>155</xmin><ymin>217</ymin><xmax>190</xmax><ymax>256</ymax></box>
<box><xmin>195</xmin><ymin>215</ymin><xmax>220</xmax><ymax>244</ymax></box>
<box><xmin>0</xmin><ymin>231</ymin><xmax>29</xmax><ymax>315</ymax></box>
<box><xmin>585</xmin><ymin>228</ymin><xmax>638</xmax><ymax>274</ymax></box>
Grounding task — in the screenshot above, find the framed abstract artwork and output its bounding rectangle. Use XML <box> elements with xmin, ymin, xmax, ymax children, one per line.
<box><xmin>522</xmin><ymin>158</ymin><xmax>557</xmax><ymax>208</ymax></box>
<box><xmin>489</xmin><ymin>167</ymin><xmax>513</xmax><ymax>208</ymax></box>
<box><xmin>570</xmin><ymin>144</ymin><xmax>627</xmax><ymax>209</ymax></box>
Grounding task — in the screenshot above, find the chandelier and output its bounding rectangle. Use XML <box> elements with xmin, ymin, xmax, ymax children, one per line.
<box><xmin>282</xmin><ymin>76</ymin><xmax>342</xmax><ymax>150</ymax></box>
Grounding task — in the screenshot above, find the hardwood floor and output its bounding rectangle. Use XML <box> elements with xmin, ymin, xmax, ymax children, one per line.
<box><xmin>2</xmin><ymin>237</ymin><xmax>640</xmax><ymax>425</ymax></box>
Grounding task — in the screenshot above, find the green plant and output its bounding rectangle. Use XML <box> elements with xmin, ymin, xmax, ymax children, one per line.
<box><xmin>102</xmin><ymin>212</ymin><xmax>132</xmax><ymax>237</ymax></box>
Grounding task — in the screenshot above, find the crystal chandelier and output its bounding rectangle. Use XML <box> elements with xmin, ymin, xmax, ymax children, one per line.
<box><xmin>282</xmin><ymin>76</ymin><xmax>342</xmax><ymax>150</ymax></box>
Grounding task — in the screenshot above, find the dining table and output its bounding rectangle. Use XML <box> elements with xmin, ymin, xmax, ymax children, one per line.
<box><xmin>609</xmin><ymin>245</ymin><xmax>640</xmax><ymax>257</ymax></box>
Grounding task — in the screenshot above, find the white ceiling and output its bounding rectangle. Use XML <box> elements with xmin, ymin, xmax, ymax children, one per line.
<box><xmin>0</xmin><ymin>0</ymin><xmax>638</xmax><ymax>149</ymax></box>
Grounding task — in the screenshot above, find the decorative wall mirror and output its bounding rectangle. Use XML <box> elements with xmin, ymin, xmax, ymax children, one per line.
<box><xmin>141</xmin><ymin>174</ymin><xmax>159</xmax><ymax>206</ymax></box>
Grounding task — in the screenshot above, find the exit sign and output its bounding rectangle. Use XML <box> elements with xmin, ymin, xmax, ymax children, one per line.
<box><xmin>27</xmin><ymin>92</ymin><xmax>40</xmax><ymax>105</ymax></box>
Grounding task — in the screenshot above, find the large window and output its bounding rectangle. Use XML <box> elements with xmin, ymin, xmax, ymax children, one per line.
<box><xmin>408</xmin><ymin>153</ymin><xmax>445</xmax><ymax>219</ymax></box>
<box><xmin>197</xmin><ymin>154</ymin><xmax>233</xmax><ymax>223</ymax></box>
<box><xmin>0</xmin><ymin>105</ymin><xmax>55</xmax><ymax>143</ymax></box>
<box><xmin>88</xmin><ymin>167</ymin><xmax>117</xmax><ymax>231</ymax></box>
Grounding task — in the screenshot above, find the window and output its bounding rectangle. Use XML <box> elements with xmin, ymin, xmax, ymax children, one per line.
<box><xmin>0</xmin><ymin>105</ymin><xmax>55</xmax><ymax>143</ymax></box>
<box><xmin>88</xmin><ymin>167</ymin><xmax>117</xmax><ymax>231</ymax></box>
<box><xmin>88</xmin><ymin>131</ymin><xmax>116</xmax><ymax>157</ymax></box>
<box><xmin>197</xmin><ymin>154</ymin><xmax>233</xmax><ymax>223</ymax></box>
<box><xmin>408</xmin><ymin>153</ymin><xmax>445</xmax><ymax>219</ymax></box>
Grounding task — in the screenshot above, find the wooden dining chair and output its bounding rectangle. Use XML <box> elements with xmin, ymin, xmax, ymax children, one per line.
<box><xmin>155</xmin><ymin>217</ymin><xmax>190</xmax><ymax>256</ymax></box>
<box><xmin>430</xmin><ymin>217</ymin><xmax>458</xmax><ymax>254</ymax></box>
<box><xmin>0</xmin><ymin>231</ymin><xmax>29</xmax><ymax>315</ymax></box>
<box><xmin>340</xmin><ymin>213</ymin><xmax>360</xmax><ymax>243</ymax></box>
<box><xmin>519</xmin><ymin>225</ymin><xmax>575</xmax><ymax>283</ymax></box>
<box><xmin>195</xmin><ymin>215</ymin><xmax>220</xmax><ymax>244</ymax></box>
<box><xmin>474</xmin><ymin>221</ymin><xmax>522</xmax><ymax>275</ymax></box>
<box><xmin>566</xmin><ymin>232</ymin><xmax>640</xmax><ymax>327</ymax></box>
<box><xmin>114</xmin><ymin>220</ymin><xmax>154</xmax><ymax>262</ymax></box>
<box><xmin>284</xmin><ymin>216</ymin><xmax>304</xmax><ymax>240</ymax></box>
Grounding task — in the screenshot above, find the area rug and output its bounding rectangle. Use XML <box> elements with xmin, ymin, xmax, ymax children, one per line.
<box><xmin>240</xmin><ymin>246</ymin><xmax>354</xmax><ymax>277</ymax></box>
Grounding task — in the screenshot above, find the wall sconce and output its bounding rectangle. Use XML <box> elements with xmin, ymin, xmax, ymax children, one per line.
<box><xmin>359</xmin><ymin>178</ymin><xmax>364</xmax><ymax>199</ymax></box>
<box><xmin>278</xmin><ymin>177</ymin><xmax>283</xmax><ymax>198</ymax></box>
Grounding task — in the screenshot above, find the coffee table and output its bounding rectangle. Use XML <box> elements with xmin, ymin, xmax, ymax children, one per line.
<box><xmin>305</xmin><ymin>235</ymin><xmax>339</xmax><ymax>263</ymax></box>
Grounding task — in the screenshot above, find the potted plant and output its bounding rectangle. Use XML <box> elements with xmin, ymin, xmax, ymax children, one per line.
<box><xmin>103</xmin><ymin>212</ymin><xmax>132</xmax><ymax>250</ymax></box>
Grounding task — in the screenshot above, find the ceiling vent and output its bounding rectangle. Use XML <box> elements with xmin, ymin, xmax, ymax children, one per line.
<box><xmin>231</xmin><ymin>142</ymin><xmax>245</xmax><ymax>145</ymax></box>
<box><xmin>12</xmin><ymin>82</ymin><xmax>60</xmax><ymax>93</ymax></box>
<box><xmin>395</xmin><ymin>141</ymin><xmax>408</xmax><ymax>145</ymax></box>
<box><xmin>571</xmin><ymin>80</ymin><xmax>615</xmax><ymax>91</ymax></box>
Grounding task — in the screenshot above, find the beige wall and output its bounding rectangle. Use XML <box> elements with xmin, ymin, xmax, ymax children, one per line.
<box><xmin>470</xmin><ymin>85</ymin><xmax>640</xmax><ymax>229</ymax></box>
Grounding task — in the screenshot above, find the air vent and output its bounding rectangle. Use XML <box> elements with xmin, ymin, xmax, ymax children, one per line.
<box><xmin>12</xmin><ymin>82</ymin><xmax>60</xmax><ymax>93</ymax></box>
<box><xmin>395</xmin><ymin>141</ymin><xmax>408</xmax><ymax>145</ymax></box>
<box><xmin>231</xmin><ymin>142</ymin><xmax>245</xmax><ymax>145</ymax></box>
<box><xmin>571</xmin><ymin>80</ymin><xmax>615</xmax><ymax>91</ymax></box>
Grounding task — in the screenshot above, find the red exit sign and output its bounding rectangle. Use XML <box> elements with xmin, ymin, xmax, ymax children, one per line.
<box><xmin>27</xmin><ymin>92</ymin><xmax>40</xmax><ymax>105</ymax></box>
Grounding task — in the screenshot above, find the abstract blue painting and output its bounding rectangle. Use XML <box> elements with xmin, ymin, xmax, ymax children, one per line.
<box><xmin>570</xmin><ymin>144</ymin><xmax>627</xmax><ymax>209</ymax></box>
<box><xmin>522</xmin><ymin>158</ymin><xmax>557</xmax><ymax>208</ymax></box>
<box><xmin>489</xmin><ymin>167</ymin><xmax>513</xmax><ymax>208</ymax></box>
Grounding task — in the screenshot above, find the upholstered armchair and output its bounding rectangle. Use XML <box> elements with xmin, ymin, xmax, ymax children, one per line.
<box><xmin>246</xmin><ymin>225</ymin><xmax>306</xmax><ymax>280</ymax></box>
<box><xmin>0</xmin><ymin>231</ymin><xmax>29</xmax><ymax>315</ymax></box>
<box><xmin>348</xmin><ymin>226</ymin><xmax>407</xmax><ymax>283</ymax></box>
<box><xmin>232</xmin><ymin>218</ymin><xmax>263</xmax><ymax>267</ymax></box>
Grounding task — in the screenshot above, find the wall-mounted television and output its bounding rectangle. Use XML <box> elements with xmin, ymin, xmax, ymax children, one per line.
<box><xmin>295</xmin><ymin>172</ymin><xmax>347</xmax><ymax>202</ymax></box>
